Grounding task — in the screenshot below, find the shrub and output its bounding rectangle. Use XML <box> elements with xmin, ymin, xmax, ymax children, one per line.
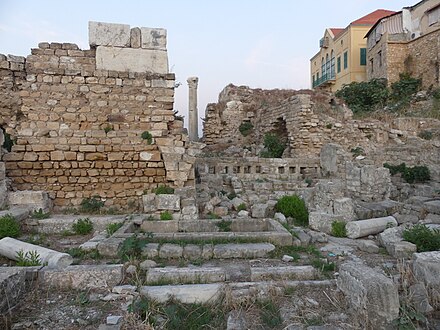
<box><xmin>16</xmin><ymin>250</ymin><xmax>42</xmax><ymax>266</ymax></box>
<box><xmin>141</xmin><ymin>131</ymin><xmax>153</xmax><ymax>144</ymax></box>
<box><xmin>390</xmin><ymin>73</ymin><xmax>421</xmax><ymax>103</ymax></box>
<box><xmin>154</xmin><ymin>185</ymin><xmax>175</xmax><ymax>195</ymax></box>
<box><xmin>106</xmin><ymin>222</ymin><xmax>123</xmax><ymax>236</ymax></box>
<box><xmin>207</xmin><ymin>212</ymin><xmax>221</xmax><ymax>219</ymax></box>
<box><xmin>275</xmin><ymin>195</ymin><xmax>309</xmax><ymax>227</ymax></box>
<box><xmin>119</xmin><ymin>235</ymin><xmax>149</xmax><ymax>260</ymax></box>
<box><xmin>160</xmin><ymin>211</ymin><xmax>173</xmax><ymax>221</ymax></box>
<box><xmin>258</xmin><ymin>300</ymin><xmax>282</xmax><ymax>328</ymax></box>
<box><xmin>31</xmin><ymin>208</ymin><xmax>51</xmax><ymax>219</ymax></box>
<box><xmin>237</xmin><ymin>203</ymin><xmax>247</xmax><ymax>211</ymax></box>
<box><xmin>103</xmin><ymin>124</ymin><xmax>113</xmax><ymax>133</ymax></box>
<box><xmin>72</xmin><ymin>218</ymin><xmax>94</xmax><ymax>235</ymax></box>
<box><xmin>227</xmin><ymin>192</ymin><xmax>237</xmax><ymax>200</ymax></box>
<box><xmin>384</xmin><ymin>163</ymin><xmax>430</xmax><ymax>184</ymax></box>
<box><xmin>418</xmin><ymin>130</ymin><xmax>433</xmax><ymax>140</ymax></box>
<box><xmin>260</xmin><ymin>133</ymin><xmax>286</xmax><ymax>158</ymax></box>
<box><xmin>0</xmin><ymin>214</ymin><xmax>20</xmax><ymax>239</ymax></box>
<box><xmin>238</xmin><ymin>122</ymin><xmax>253</xmax><ymax>136</ymax></box>
<box><xmin>350</xmin><ymin>146</ymin><xmax>364</xmax><ymax>157</ymax></box>
<box><xmin>403</xmin><ymin>165</ymin><xmax>430</xmax><ymax>183</ymax></box>
<box><xmin>216</xmin><ymin>220</ymin><xmax>232</xmax><ymax>232</ymax></box>
<box><xmin>80</xmin><ymin>195</ymin><xmax>104</xmax><ymax>213</ymax></box>
<box><xmin>331</xmin><ymin>220</ymin><xmax>347</xmax><ymax>237</ymax></box>
<box><xmin>403</xmin><ymin>224</ymin><xmax>440</xmax><ymax>252</ymax></box>
<box><xmin>335</xmin><ymin>78</ymin><xmax>389</xmax><ymax>113</ymax></box>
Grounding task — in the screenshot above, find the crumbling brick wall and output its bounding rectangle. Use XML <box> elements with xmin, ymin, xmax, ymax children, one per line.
<box><xmin>0</xmin><ymin>22</ymin><xmax>194</xmax><ymax>209</ymax></box>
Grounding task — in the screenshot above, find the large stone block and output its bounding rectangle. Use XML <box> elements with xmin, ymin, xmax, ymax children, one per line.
<box><xmin>0</xmin><ymin>177</ymin><xmax>6</xmax><ymax>210</ymax></box>
<box><xmin>7</xmin><ymin>190</ymin><xmax>52</xmax><ymax>212</ymax></box>
<box><xmin>96</xmin><ymin>46</ymin><xmax>168</xmax><ymax>74</ymax></box>
<box><xmin>40</xmin><ymin>264</ymin><xmax>123</xmax><ymax>289</ymax></box>
<box><xmin>320</xmin><ymin>143</ymin><xmax>341</xmax><ymax>177</ymax></box>
<box><xmin>146</xmin><ymin>267</ymin><xmax>225</xmax><ymax>284</ymax></box>
<box><xmin>0</xmin><ymin>267</ymin><xmax>26</xmax><ymax>313</ymax></box>
<box><xmin>337</xmin><ymin>262</ymin><xmax>399</xmax><ymax>328</ymax></box>
<box><xmin>140</xmin><ymin>27</ymin><xmax>167</xmax><ymax>50</ymax></box>
<box><xmin>423</xmin><ymin>200</ymin><xmax>440</xmax><ymax>215</ymax></box>
<box><xmin>140</xmin><ymin>283</ymin><xmax>222</xmax><ymax>304</ymax></box>
<box><xmin>213</xmin><ymin>243</ymin><xmax>275</xmax><ymax>259</ymax></box>
<box><xmin>333</xmin><ymin>197</ymin><xmax>355</xmax><ymax>221</ymax></box>
<box><xmin>309</xmin><ymin>212</ymin><xmax>341</xmax><ymax>234</ymax></box>
<box><xmin>413</xmin><ymin>251</ymin><xmax>440</xmax><ymax>288</ymax></box>
<box><xmin>250</xmin><ymin>203</ymin><xmax>270</xmax><ymax>218</ymax></box>
<box><xmin>89</xmin><ymin>21</ymin><xmax>130</xmax><ymax>47</ymax></box>
<box><xmin>155</xmin><ymin>194</ymin><xmax>180</xmax><ymax>211</ymax></box>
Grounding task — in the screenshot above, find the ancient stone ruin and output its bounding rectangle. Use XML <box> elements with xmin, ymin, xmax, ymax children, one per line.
<box><xmin>0</xmin><ymin>21</ymin><xmax>440</xmax><ymax>330</ymax></box>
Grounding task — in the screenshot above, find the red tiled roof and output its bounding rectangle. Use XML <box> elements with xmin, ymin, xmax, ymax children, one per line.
<box><xmin>351</xmin><ymin>9</ymin><xmax>396</xmax><ymax>25</ymax></box>
<box><xmin>330</xmin><ymin>28</ymin><xmax>345</xmax><ymax>39</ymax></box>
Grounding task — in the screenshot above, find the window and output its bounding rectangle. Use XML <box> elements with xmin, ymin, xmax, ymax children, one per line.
<box><xmin>337</xmin><ymin>56</ymin><xmax>341</xmax><ymax>73</ymax></box>
<box><xmin>378</xmin><ymin>51</ymin><xmax>382</xmax><ymax>67</ymax></box>
<box><xmin>428</xmin><ymin>7</ymin><xmax>440</xmax><ymax>26</ymax></box>
<box><xmin>360</xmin><ymin>48</ymin><xmax>366</xmax><ymax>66</ymax></box>
<box><xmin>370</xmin><ymin>58</ymin><xmax>374</xmax><ymax>73</ymax></box>
<box><xmin>330</xmin><ymin>50</ymin><xmax>335</xmax><ymax>78</ymax></box>
<box><xmin>343</xmin><ymin>51</ymin><xmax>348</xmax><ymax>69</ymax></box>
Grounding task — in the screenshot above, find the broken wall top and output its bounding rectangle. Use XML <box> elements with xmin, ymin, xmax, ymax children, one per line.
<box><xmin>88</xmin><ymin>21</ymin><xmax>168</xmax><ymax>74</ymax></box>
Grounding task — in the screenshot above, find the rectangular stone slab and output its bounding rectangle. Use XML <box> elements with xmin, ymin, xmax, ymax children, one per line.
<box><xmin>40</xmin><ymin>264</ymin><xmax>123</xmax><ymax>289</ymax></box>
<box><xmin>141</xmin><ymin>283</ymin><xmax>222</xmax><ymax>303</ymax></box>
<box><xmin>337</xmin><ymin>262</ymin><xmax>399</xmax><ymax>328</ymax></box>
<box><xmin>89</xmin><ymin>21</ymin><xmax>130</xmax><ymax>47</ymax></box>
<box><xmin>146</xmin><ymin>267</ymin><xmax>226</xmax><ymax>284</ymax></box>
<box><xmin>96</xmin><ymin>46</ymin><xmax>168</xmax><ymax>74</ymax></box>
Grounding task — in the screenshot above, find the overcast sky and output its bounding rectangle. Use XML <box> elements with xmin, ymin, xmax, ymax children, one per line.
<box><xmin>0</xmin><ymin>0</ymin><xmax>410</xmax><ymax>134</ymax></box>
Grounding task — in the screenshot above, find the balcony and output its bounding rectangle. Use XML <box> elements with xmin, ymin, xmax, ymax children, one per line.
<box><xmin>312</xmin><ymin>72</ymin><xmax>336</xmax><ymax>88</ymax></box>
<box><xmin>319</xmin><ymin>37</ymin><xmax>329</xmax><ymax>48</ymax></box>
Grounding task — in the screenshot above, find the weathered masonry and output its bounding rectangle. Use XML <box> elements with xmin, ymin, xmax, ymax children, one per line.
<box><xmin>0</xmin><ymin>22</ymin><xmax>197</xmax><ymax>209</ymax></box>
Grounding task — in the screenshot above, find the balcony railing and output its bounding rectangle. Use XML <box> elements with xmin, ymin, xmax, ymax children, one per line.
<box><xmin>312</xmin><ymin>72</ymin><xmax>335</xmax><ymax>88</ymax></box>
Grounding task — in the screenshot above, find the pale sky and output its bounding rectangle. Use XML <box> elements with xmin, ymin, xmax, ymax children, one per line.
<box><xmin>0</xmin><ymin>0</ymin><xmax>411</xmax><ymax>135</ymax></box>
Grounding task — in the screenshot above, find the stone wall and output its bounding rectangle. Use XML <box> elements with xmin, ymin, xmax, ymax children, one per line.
<box><xmin>367</xmin><ymin>28</ymin><xmax>440</xmax><ymax>88</ymax></box>
<box><xmin>203</xmin><ymin>85</ymin><xmax>299</xmax><ymax>146</ymax></box>
<box><xmin>0</xmin><ymin>130</ymin><xmax>6</xmax><ymax>209</ymax></box>
<box><xmin>0</xmin><ymin>22</ymin><xmax>195</xmax><ymax>209</ymax></box>
<box><xmin>407</xmin><ymin>29</ymin><xmax>440</xmax><ymax>89</ymax></box>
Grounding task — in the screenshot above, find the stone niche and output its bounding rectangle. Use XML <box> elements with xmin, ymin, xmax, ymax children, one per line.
<box><xmin>0</xmin><ymin>21</ymin><xmax>194</xmax><ymax>209</ymax></box>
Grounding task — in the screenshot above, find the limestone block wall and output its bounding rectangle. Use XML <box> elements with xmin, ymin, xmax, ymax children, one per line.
<box><xmin>0</xmin><ymin>130</ymin><xmax>6</xmax><ymax>209</ymax></box>
<box><xmin>258</xmin><ymin>95</ymin><xmax>324</xmax><ymax>158</ymax></box>
<box><xmin>368</xmin><ymin>28</ymin><xmax>440</xmax><ymax>88</ymax></box>
<box><xmin>0</xmin><ymin>22</ymin><xmax>195</xmax><ymax>209</ymax></box>
<box><xmin>203</xmin><ymin>85</ymin><xmax>298</xmax><ymax>145</ymax></box>
<box><xmin>407</xmin><ymin>29</ymin><xmax>440</xmax><ymax>89</ymax></box>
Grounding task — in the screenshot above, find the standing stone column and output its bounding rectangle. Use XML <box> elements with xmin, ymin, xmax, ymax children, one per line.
<box><xmin>187</xmin><ymin>77</ymin><xmax>199</xmax><ymax>142</ymax></box>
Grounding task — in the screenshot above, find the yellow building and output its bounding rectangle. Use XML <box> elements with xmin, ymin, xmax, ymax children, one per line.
<box><xmin>310</xmin><ymin>9</ymin><xmax>395</xmax><ymax>92</ymax></box>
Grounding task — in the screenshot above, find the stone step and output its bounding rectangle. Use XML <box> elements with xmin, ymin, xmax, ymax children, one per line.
<box><xmin>145</xmin><ymin>264</ymin><xmax>317</xmax><ymax>285</ymax></box>
<box><xmin>146</xmin><ymin>266</ymin><xmax>226</xmax><ymax>285</ymax></box>
<box><xmin>250</xmin><ymin>265</ymin><xmax>316</xmax><ymax>281</ymax></box>
<box><xmin>0</xmin><ymin>207</ymin><xmax>31</xmax><ymax>222</ymax></box>
<box><xmin>213</xmin><ymin>243</ymin><xmax>275</xmax><ymax>259</ymax></box>
<box><xmin>140</xmin><ymin>279</ymin><xmax>335</xmax><ymax>304</ymax></box>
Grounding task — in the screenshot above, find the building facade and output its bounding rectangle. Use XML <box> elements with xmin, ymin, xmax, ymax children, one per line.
<box><xmin>366</xmin><ymin>0</ymin><xmax>440</xmax><ymax>89</ymax></box>
<box><xmin>311</xmin><ymin>10</ymin><xmax>395</xmax><ymax>92</ymax></box>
